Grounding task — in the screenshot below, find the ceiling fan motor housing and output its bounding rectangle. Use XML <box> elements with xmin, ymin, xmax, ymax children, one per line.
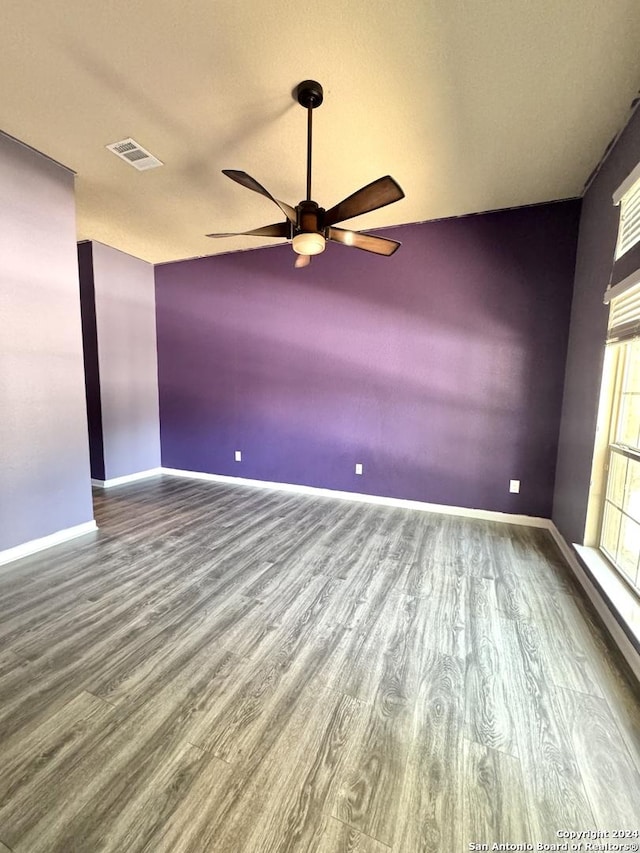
<box><xmin>293</xmin><ymin>200</ymin><xmax>327</xmax><ymax>255</ymax></box>
<box><xmin>297</xmin><ymin>200</ymin><xmax>324</xmax><ymax>233</ymax></box>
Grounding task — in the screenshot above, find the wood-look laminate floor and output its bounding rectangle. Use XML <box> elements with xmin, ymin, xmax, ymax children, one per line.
<box><xmin>1</xmin><ymin>476</ymin><xmax>639</xmax><ymax>852</ymax></box>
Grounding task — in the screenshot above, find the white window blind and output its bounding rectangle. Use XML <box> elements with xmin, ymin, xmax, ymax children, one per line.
<box><xmin>608</xmin><ymin>281</ymin><xmax>640</xmax><ymax>343</ymax></box>
<box><xmin>615</xmin><ymin>178</ymin><xmax>640</xmax><ymax>259</ymax></box>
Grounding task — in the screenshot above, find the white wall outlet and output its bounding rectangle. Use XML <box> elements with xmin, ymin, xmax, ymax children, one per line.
<box><xmin>509</xmin><ymin>479</ymin><xmax>520</xmax><ymax>493</ymax></box>
<box><xmin>355</xmin><ymin>463</ymin><xmax>363</xmax><ymax>475</ymax></box>
<box><xmin>234</xmin><ymin>450</ymin><xmax>242</xmax><ymax>462</ymax></box>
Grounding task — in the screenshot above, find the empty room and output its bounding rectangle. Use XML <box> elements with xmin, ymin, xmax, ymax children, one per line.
<box><xmin>1</xmin><ymin>2</ymin><xmax>640</xmax><ymax>851</ymax></box>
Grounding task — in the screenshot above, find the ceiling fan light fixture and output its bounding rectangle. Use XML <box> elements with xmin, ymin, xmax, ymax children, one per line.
<box><xmin>292</xmin><ymin>231</ymin><xmax>325</xmax><ymax>256</ymax></box>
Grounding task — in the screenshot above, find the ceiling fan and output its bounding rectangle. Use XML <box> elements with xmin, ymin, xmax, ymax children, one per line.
<box><xmin>206</xmin><ymin>80</ymin><xmax>405</xmax><ymax>268</ymax></box>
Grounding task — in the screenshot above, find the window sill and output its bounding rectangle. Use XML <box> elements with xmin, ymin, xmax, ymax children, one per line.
<box><xmin>574</xmin><ymin>544</ymin><xmax>640</xmax><ymax>650</ymax></box>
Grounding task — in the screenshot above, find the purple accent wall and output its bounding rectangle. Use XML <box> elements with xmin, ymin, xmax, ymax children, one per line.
<box><xmin>156</xmin><ymin>201</ymin><xmax>580</xmax><ymax>517</ymax></box>
<box><xmin>78</xmin><ymin>242</ymin><xmax>106</xmax><ymax>480</ymax></box>
<box><xmin>553</xmin><ymin>106</ymin><xmax>640</xmax><ymax>543</ymax></box>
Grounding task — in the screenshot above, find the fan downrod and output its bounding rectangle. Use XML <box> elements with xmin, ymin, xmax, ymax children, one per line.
<box><xmin>296</xmin><ymin>80</ymin><xmax>323</xmax><ymax>109</ymax></box>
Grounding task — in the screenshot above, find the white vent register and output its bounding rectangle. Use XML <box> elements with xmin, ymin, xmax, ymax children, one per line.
<box><xmin>106</xmin><ymin>138</ymin><xmax>163</xmax><ymax>171</ymax></box>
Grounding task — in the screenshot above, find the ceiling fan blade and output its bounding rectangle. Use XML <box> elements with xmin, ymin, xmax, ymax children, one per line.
<box><xmin>324</xmin><ymin>176</ymin><xmax>404</xmax><ymax>227</ymax></box>
<box><xmin>294</xmin><ymin>254</ymin><xmax>312</xmax><ymax>268</ymax></box>
<box><xmin>222</xmin><ymin>170</ymin><xmax>296</xmax><ymax>223</ymax></box>
<box><xmin>206</xmin><ymin>222</ymin><xmax>290</xmax><ymax>239</ymax></box>
<box><xmin>328</xmin><ymin>227</ymin><xmax>400</xmax><ymax>256</ymax></box>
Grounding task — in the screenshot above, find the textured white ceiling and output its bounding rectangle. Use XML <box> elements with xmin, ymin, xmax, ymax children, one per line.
<box><xmin>1</xmin><ymin>0</ymin><xmax>640</xmax><ymax>263</ymax></box>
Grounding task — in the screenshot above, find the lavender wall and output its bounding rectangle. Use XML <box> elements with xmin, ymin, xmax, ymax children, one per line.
<box><xmin>0</xmin><ymin>132</ymin><xmax>93</xmax><ymax>552</ymax></box>
<box><xmin>156</xmin><ymin>201</ymin><xmax>580</xmax><ymax>517</ymax></box>
<box><xmin>553</xmin><ymin>106</ymin><xmax>640</xmax><ymax>543</ymax></box>
<box><xmin>80</xmin><ymin>241</ymin><xmax>161</xmax><ymax>481</ymax></box>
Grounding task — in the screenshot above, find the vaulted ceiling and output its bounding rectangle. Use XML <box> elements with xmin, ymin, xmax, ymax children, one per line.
<box><xmin>2</xmin><ymin>0</ymin><xmax>640</xmax><ymax>263</ymax></box>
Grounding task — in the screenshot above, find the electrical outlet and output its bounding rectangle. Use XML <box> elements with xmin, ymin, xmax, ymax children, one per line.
<box><xmin>234</xmin><ymin>450</ymin><xmax>242</xmax><ymax>462</ymax></box>
<box><xmin>355</xmin><ymin>463</ymin><xmax>363</xmax><ymax>475</ymax></box>
<box><xmin>509</xmin><ymin>479</ymin><xmax>520</xmax><ymax>493</ymax></box>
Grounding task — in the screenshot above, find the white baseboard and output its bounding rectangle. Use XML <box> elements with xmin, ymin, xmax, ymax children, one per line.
<box><xmin>547</xmin><ymin>523</ymin><xmax>640</xmax><ymax>684</ymax></box>
<box><xmin>0</xmin><ymin>520</ymin><xmax>98</xmax><ymax>567</ymax></box>
<box><xmin>161</xmin><ymin>467</ymin><xmax>549</xmax><ymax>528</ymax></box>
<box><xmin>92</xmin><ymin>467</ymin><xmax>162</xmax><ymax>488</ymax></box>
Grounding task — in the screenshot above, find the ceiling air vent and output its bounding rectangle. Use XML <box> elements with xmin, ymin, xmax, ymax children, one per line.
<box><xmin>106</xmin><ymin>137</ymin><xmax>163</xmax><ymax>171</ymax></box>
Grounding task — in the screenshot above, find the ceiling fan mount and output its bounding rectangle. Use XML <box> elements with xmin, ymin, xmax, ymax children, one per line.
<box><xmin>206</xmin><ymin>80</ymin><xmax>405</xmax><ymax>268</ymax></box>
<box><xmin>296</xmin><ymin>79</ymin><xmax>324</xmax><ymax>110</ymax></box>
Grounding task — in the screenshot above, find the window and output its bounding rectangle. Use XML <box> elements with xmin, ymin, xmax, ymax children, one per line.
<box><xmin>583</xmin><ymin>169</ymin><xmax>640</xmax><ymax>635</ymax></box>
<box><xmin>600</xmin><ymin>331</ymin><xmax>640</xmax><ymax>592</ymax></box>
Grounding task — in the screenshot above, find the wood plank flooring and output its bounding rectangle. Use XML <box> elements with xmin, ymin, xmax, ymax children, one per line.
<box><xmin>0</xmin><ymin>475</ymin><xmax>639</xmax><ymax>852</ymax></box>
